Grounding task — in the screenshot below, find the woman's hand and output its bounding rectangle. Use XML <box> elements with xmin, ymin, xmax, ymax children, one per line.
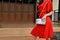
<box><xmin>42</xmin><ymin>15</ymin><xmax>47</xmax><ymax>19</ymax></box>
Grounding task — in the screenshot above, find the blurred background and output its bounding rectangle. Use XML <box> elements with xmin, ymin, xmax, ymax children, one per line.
<box><xmin>0</xmin><ymin>0</ymin><xmax>60</xmax><ymax>40</ymax></box>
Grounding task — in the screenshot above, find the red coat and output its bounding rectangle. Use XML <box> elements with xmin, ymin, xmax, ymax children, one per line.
<box><xmin>31</xmin><ymin>0</ymin><xmax>54</xmax><ymax>38</ymax></box>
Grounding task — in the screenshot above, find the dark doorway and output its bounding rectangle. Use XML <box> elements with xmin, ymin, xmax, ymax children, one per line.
<box><xmin>58</xmin><ymin>0</ymin><xmax>60</xmax><ymax>21</ymax></box>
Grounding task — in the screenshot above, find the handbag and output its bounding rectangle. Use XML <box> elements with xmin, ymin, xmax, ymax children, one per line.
<box><xmin>36</xmin><ymin>0</ymin><xmax>48</xmax><ymax>25</ymax></box>
<box><xmin>36</xmin><ymin>18</ymin><xmax>46</xmax><ymax>25</ymax></box>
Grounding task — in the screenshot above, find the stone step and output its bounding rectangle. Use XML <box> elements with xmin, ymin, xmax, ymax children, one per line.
<box><xmin>0</xmin><ymin>28</ymin><xmax>35</xmax><ymax>40</ymax></box>
<box><xmin>0</xmin><ymin>28</ymin><xmax>33</xmax><ymax>37</ymax></box>
<box><xmin>0</xmin><ymin>27</ymin><xmax>60</xmax><ymax>36</ymax></box>
<box><xmin>0</xmin><ymin>36</ymin><xmax>34</xmax><ymax>40</ymax></box>
<box><xmin>0</xmin><ymin>23</ymin><xmax>34</xmax><ymax>28</ymax></box>
<box><xmin>0</xmin><ymin>27</ymin><xmax>60</xmax><ymax>40</ymax></box>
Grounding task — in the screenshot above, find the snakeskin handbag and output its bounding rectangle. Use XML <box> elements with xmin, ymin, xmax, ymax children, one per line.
<box><xmin>36</xmin><ymin>18</ymin><xmax>46</xmax><ymax>25</ymax></box>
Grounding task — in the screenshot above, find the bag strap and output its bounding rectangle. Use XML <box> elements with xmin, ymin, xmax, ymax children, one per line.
<box><xmin>39</xmin><ymin>0</ymin><xmax>49</xmax><ymax>18</ymax></box>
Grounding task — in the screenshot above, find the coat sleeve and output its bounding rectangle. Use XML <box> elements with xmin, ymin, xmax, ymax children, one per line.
<box><xmin>47</xmin><ymin>0</ymin><xmax>53</xmax><ymax>12</ymax></box>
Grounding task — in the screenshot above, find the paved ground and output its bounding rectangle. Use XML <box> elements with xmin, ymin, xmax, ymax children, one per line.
<box><xmin>0</xmin><ymin>22</ymin><xmax>60</xmax><ymax>40</ymax></box>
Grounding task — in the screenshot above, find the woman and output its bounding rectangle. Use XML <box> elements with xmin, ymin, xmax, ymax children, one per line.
<box><xmin>30</xmin><ymin>0</ymin><xmax>54</xmax><ymax>40</ymax></box>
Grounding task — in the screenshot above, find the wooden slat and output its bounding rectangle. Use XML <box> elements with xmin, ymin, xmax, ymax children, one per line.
<box><xmin>0</xmin><ymin>12</ymin><xmax>2</xmax><ymax>21</ymax></box>
<box><xmin>0</xmin><ymin>2</ymin><xmax>2</xmax><ymax>11</ymax></box>
<box><xmin>16</xmin><ymin>4</ymin><xmax>22</xmax><ymax>12</ymax></box>
<box><xmin>28</xmin><ymin>12</ymin><xmax>34</xmax><ymax>23</ymax></box>
<box><xmin>23</xmin><ymin>4</ymin><xmax>29</xmax><ymax>12</ymax></box>
<box><xmin>3</xmin><ymin>2</ymin><xmax>9</xmax><ymax>12</ymax></box>
<box><xmin>15</xmin><ymin>12</ymin><xmax>21</xmax><ymax>22</ymax></box>
<box><xmin>2</xmin><ymin>12</ymin><xmax>8</xmax><ymax>22</ymax></box>
<box><xmin>22</xmin><ymin>12</ymin><xmax>28</xmax><ymax>23</ymax></box>
<box><xmin>8</xmin><ymin>12</ymin><xmax>16</xmax><ymax>22</ymax></box>
<box><xmin>28</xmin><ymin>4</ymin><xmax>34</xmax><ymax>12</ymax></box>
<box><xmin>9</xmin><ymin>3</ymin><xmax>15</xmax><ymax>12</ymax></box>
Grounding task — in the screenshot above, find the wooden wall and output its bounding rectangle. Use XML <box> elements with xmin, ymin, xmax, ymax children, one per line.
<box><xmin>0</xmin><ymin>2</ymin><xmax>34</xmax><ymax>23</ymax></box>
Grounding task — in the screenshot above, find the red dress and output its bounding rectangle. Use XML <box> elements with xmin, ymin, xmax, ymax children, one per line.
<box><xmin>31</xmin><ymin>0</ymin><xmax>54</xmax><ymax>38</ymax></box>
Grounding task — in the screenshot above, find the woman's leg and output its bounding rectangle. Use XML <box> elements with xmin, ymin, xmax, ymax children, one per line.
<box><xmin>34</xmin><ymin>36</ymin><xmax>40</xmax><ymax>40</ymax></box>
<box><xmin>46</xmin><ymin>38</ymin><xmax>49</xmax><ymax>40</ymax></box>
<box><xmin>34</xmin><ymin>36</ymin><xmax>37</xmax><ymax>40</ymax></box>
<box><xmin>34</xmin><ymin>37</ymin><xmax>50</xmax><ymax>40</ymax></box>
<box><xmin>46</xmin><ymin>38</ymin><xmax>50</xmax><ymax>40</ymax></box>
